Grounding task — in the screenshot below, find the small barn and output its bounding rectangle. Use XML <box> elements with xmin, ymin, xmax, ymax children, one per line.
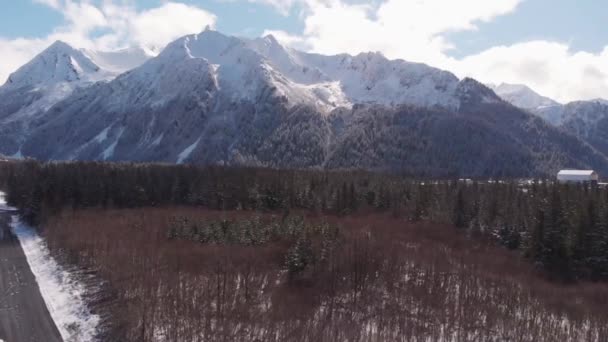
<box><xmin>557</xmin><ymin>170</ymin><xmax>599</xmax><ymax>183</ymax></box>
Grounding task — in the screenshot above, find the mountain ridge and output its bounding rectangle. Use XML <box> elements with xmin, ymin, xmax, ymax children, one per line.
<box><xmin>0</xmin><ymin>41</ymin><xmax>152</xmax><ymax>157</ymax></box>
<box><xmin>489</xmin><ymin>83</ymin><xmax>560</xmax><ymax>110</ymax></box>
<box><xmin>3</xmin><ymin>30</ymin><xmax>608</xmax><ymax>177</ymax></box>
<box><xmin>487</xmin><ymin>84</ymin><xmax>608</xmax><ymax>159</ymax></box>
<box><xmin>3</xmin><ymin>40</ymin><xmax>103</xmax><ymax>88</ymax></box>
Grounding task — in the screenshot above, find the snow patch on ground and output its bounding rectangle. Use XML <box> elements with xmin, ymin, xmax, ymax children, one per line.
<box><xmin>0</xmin><ymin>192</ymin><xmax>17</xmax><ymax>212</ymax></box>
<box><xmin>9</xmin><ymin>214</ymin><xmax>99</xmax><ymax>342</ymax></box>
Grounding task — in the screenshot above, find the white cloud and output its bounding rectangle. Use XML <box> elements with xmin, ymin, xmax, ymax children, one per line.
<box><xmin>452</xmin><ymin>41</ymin><xmax>608</xmax><ymax>103</ymax></box>
<box><xmin>247</xmin><ymin>0</ymin><xmax>300</xmax><ymax>15</ymax></box>
<box><xmin>265</xmin><ymin>0</ymin><xmax>608</xmax><ymax>103</ymax></box>
<box><xmin>0</xmin><ymin>37</ymin><xmax>49</xmax><ymax>83</ymax></box>
<box><xmin>0</xmin><ymin>1</ymin><xmax>216</xmax><ymax>84</ymax></box>
<box><xmin>262</xmin><ymin>29</ymin><xmax>309</xmax><ymax>49</ymax></box>
<box><xmin>32</xmin><ymin>0</ymin><xmax>61</xmax><ymax>9</ymax></box>
<box><xmin>129</xmin><ymin>3</ymin><xmax>217</xmax><ymax>51</ymax></box>
<box><xmin>266</xmin><ymin>0</ymin><xmax>522</xmax><ymax>63</ymax></box>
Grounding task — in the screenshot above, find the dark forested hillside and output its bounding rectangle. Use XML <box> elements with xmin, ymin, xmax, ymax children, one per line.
<box><xmin>15</xmin><ymin>83</ymin><xmax>608</xmax><ymax>178</ymax></box>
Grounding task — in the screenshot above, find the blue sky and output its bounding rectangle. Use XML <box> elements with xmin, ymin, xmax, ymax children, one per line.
<box><xmin>2</xmin><ymin>0</ymin><xmax>605</xmax><ymax>56</ymax></box>
<box><xmin>0</xmin><ymin>0</ymin><xmax>303</xmax><ymax>39</ymax></box>
<box><xmin>446</xmin><ymin>0</ymin><xmax>607</xmax><ymax>57</ymax></box>
<box><xmin>1</xmin><ymin>0</ymin><xmax>607</xmax><ymax>102</ymax></box>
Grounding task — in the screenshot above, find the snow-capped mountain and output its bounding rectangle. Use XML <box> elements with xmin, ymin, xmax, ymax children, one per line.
<box><xmin>489</xmin><ymin>83</ymin><xmax>560</xmax><ymax>110</ymax></box>
<box><xmin>0</xmin><ymin>41</ymin><xmax>151</xmax><ymax>157</ymax></box>
<box><xmin>245</xmin><ymin>34</ymin><xmax>461</xmax><ymax>110</ymax></box>
<box><xmin>488</xmin><ymin>85</ymin><xmax>608</xmax><ymax>156</ymax></box>
<box><xmin>4</xmin><ymin>29</ymin><xmax>608</xmax><ymax>176</ymax></box>
<box><xmin>116</xmin><ymin>30</ymin><xmax>463</xmax><ymax>113</ymax></box>
<box><xmin>4</xmin><ymin>41</ymin><xmax>105</xmax><ymax>88</ymax></box>
<box><xmin>0</xmin><ymin>41</ymin><xmax>106</xmax><ymax>157</ymax></box>
<box><xmin>1</xmin><ymin>41</ymin><xmax>110</xmax><ymax>118</ymax></box>
<box><xmin>19</xmin><ymin>30</ymin><xmax>481</xmax><ymax>162</ymax></box>
<box><xmin>480</xmin><ymin>82</ymin><xmax>608</xmax><ymax>159</ymax></box>
<box><xmin>533</xmin><ymin>101</ymin><xmax>608</xmax><ymax>157</ymax></box>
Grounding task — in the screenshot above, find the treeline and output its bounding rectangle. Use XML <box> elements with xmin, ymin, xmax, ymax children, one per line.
<box><xmin>1</xmin><ymin>160</ymin><xmax>608</xmax><ymax>281</ymax></box>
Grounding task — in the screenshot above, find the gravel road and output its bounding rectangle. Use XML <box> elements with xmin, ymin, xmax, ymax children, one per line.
<box><xmin>0</xmin><ymin>212</ymin><xmax>63</xmax><ymax>342</ymax></box>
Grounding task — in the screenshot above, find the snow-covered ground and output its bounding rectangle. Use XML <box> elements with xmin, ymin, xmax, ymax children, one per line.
<box><xmin>0</xmin><ymin>192</ymin><xmax>16</xmax><ymax>211</ymax></box>
<box><xmin>8</xmin><ymin>213</ymin><xmax>99</xmax><ymax>342</ymax></box>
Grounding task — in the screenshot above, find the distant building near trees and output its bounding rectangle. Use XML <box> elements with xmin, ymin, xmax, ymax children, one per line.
<box><xmin>557</xmin><ymin>170</ymin><xmax>599</xmax><ymax>183</ymax></box>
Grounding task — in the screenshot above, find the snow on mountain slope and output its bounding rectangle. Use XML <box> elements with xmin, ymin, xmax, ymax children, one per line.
<box><xmin>490</xmin><ymin>83</ymin><xmax>560</xmax><ymax>110</ymax></box>
<box><xmin>129</xmin><ymin>29</ymin><xmax>458</xmax><ymax>113</ymax></box>
<box><xmin>0</xmin><ymin>29</ymin><xmax>472</xmax><ymax>131</ymax></box>
<box><xmin>163</xmin><ymin>31</ymin><xmax>281</xmax><ymax>100</ymax></box>
<box><xmin>533</xmin><ymin>99</ymin><xmax>608</xmax><ymax>126</ymax></box>
<box><xmin>0</xmin><ymin>41</ymin><xmax>152</xmax><ymax>157</ymax></box>
<box><xmin>0</xmin><ymin>41</ymin><xmax>110</xmax><ymax>120</ymax></box>
<box><xmin>159</xmin><ymin>30</ymin><xmax>350</xmax><ymax>112</ymax></box>
<box><xmin>533</xmin><ymin>104</ymin><xmax>566</xmax><ymax>125</ymax></box>
<box><xmin>11</xmin><ymin>29</ymin><xmax>608</xmax><ymax>176</ymax></box>
<box><xmin>534</xmin><ymin>101</ymin><xmax>608</xmax><ymax>155</ymax></box>
<box><xmin>488</xmin><ymin>82</ymin><xmax>572</xmax><ymax>126</ymax></box>
<box><xmin>489</xmin><ymin>83</ymin><xmax>608</xmax><ymax>135</ymax></box>
<box><xmin>247</xmin><ymin>35</ymin><xmax>461</xmax><ymax>109</ymax></box>
<box><xmin>560</xmin><ymin>101</ymin><xmax>608</xmax><ymax>131</ymax></box>
<box><xmin>10</xmin><ymin>30</ymin><xmax>508</xmax><ymax>165</ymax></box>
<box><xmin>93</xmin><ymin>45</ymin><xmax>217</xmax><ymax>111</ymax></box>
<box><xmin>4</xmin><ymin>41</ymin><xmax>104</xmax><ymax>88</ymax></box>
<box><xmin>16</xmin><ymin>30</ymin><xmax>470</xmax><ymax>161</ymax></box>
<box><xmin>1</xmin><ymin>41</ymin><xmax>153</xmax><ymax>118</ymax></box>
<box><xmin>0</xmin><ymin>41</ymin><xmax>105</xmax><ymax>155</ymax></box>
<box><xmin>20</xmin><ymin>38</ymin><xmax>223</xmax><ymax>162</ymax></box>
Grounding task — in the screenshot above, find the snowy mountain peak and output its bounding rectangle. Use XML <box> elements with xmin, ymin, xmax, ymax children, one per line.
<box><xmin>155</xmin><ymin>30</ymin><xmax>469</xmax><ymax>111</ymax></box>
<box><xmin>1</xmin><ymin>31</ymin><xmax>502</xmax><ymax>126</ymax></box>
<box><xmin>262</xmin><ymin>33</ymin><xmax>280</xmax><ymax>45</ymax></box>
<box><xmin>47</xmin><ymin>40</ymin><xmax>73</xmax><ymax>51</ymax></box>
<box><xmin>5</xmin><ymin>40</ymin><xmax>102</xmax><ymax>88</ymax></box>
<box><xmin>188</xmin><ymin>30</ymin><xmax>464</xmax><ymax>110</ymax></box>
<box><xmin>160</xmin><ymin>29</ymin><xmax>248</xmax><ymax>64</ymax></box>
<box><xmin>0</xmin><ymin>40</ymin><xmax>154</xmax><ymax>155</ymax></box>
<box><xmin>355</xmin><ymin>51</ymin><xmax>386</xmax><ymax>61</ymax></box>
<box><xmin>490</xmin><ymin>83</ymin><xmax>559</xmax><ymax>109</ymax></box>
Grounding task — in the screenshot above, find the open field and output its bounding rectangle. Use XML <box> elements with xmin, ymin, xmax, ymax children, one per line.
<box><xmin>43</xmin><ymin>207</ymin><xmax>608</xmax><ymax>341</ymax></box>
